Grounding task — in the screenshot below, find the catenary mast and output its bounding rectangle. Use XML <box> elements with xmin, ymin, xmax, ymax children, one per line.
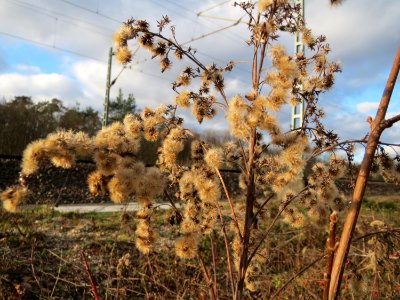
<box><xmin>290</xmin><ymin>0</ymin><xmax>305</xmax><ymax>130</ymax></box>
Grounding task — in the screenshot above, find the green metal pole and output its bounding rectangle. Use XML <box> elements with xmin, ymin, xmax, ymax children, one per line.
<box><xmin>102</xmin><ymin>47</ymin><xmax>113</xmax><ymax>128</ymax></box>
<box><xmin>290</xmin><ymin>0</ymin><xmax>305</xmax><ymax>130</ymax></box>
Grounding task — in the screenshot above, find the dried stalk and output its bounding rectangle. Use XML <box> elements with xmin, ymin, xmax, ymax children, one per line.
<box><xmin>198</xmin><ymin>252</ymin><xmax>217</xmax><ymax>300</ymax></box>
<box><xmin>81</xmin><ymin>250</ymin><xmax>100</xmax><ymax>300</ymax></box>
<box><xmin>215</xmin><ymin>167</ymin><xmax>243</xmax><ymax>240</ymax></box>
<box><xmin>329</xmin><ymin>47</ymin><xmax>400</xmax><ymax>299</ymax></box>
<box><xmin>323</xmin><ymin>211</ymin><xmax>338</xmax><ymax>300</ymax></box>
<box><xmin>211</xmin><ymin>235</ymin><xmax>219</xmax><ymax>300</ymax></box>
<box><xmin>270</xmin><ymin>252</ymin><xmax>327</xmax><ymax>299</ymax></box>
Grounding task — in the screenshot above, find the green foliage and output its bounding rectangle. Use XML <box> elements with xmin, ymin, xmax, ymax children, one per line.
<box><xmin>0</xmin><ymin>96</ymin><xmax>101</xmax><ymax>155</ymax></box>
<box><xmin>108</xmin><ymin>88</ymin><xmax>137</xmax><ymax>123</ymax></box>
<box><xmin>59</xmin><ymin>106</ymin><xmax>101</xmax><ymax>136</ymax></box>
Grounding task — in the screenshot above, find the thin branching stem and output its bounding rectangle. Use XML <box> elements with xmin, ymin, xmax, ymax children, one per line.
<box><xmin>270</xmin><ymin>252</ymin><xmax>327</xmax><ymax>300</ymax></box>
<box><xmin>215</xmin><ymin>167</ymin><xmax>243</xmax><ymax>241</ymax></box>
<box><xmin>248</xmin><ymin>186</ymin><xmax>309</xmax><ymax>265</ymax></box>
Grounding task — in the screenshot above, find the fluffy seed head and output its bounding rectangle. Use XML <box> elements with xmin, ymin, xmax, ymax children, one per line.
<box><xmin>115</xmin><ymin>46</ymin><xmax>132</xmax><ymax>64</ymax></box>
<box><xmin>204</xmin><ymin>147</ymin><xmax>224</xmax><ymax>169</ymax></box>
<box><xmin>1</xmin><ymin>186</ymin><xmax>29</xmax><ymax>212</ymax></box>
<box><xmin>176</xmin><ymin>234</ymin><xmax>198</xmax><ymax>259</ymax></box>
<box><xmin>175</xmin><ymin>91</ymin><xmax>190</xmax><ymax>108</ymax></box>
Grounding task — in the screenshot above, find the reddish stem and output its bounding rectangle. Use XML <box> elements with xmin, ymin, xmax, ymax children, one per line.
<box><xmin>81</xmin><ymin>250</ymin><xmax>100</xmax><ymax>300</ymax></box>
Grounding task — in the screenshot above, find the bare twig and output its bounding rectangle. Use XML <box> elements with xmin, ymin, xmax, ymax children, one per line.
<box><xmin>215</xmin><ymin>200</ymin><xmax>236</xmax><ymax>298</ymax></box>
<box><xmin>30</xmin><ymin>243</ymin><xmax>41</xmax><ymax>291</ymax></box>
<box><xmin>164</xmin><ymin>189</ymin><xmax>183</xmax><ymax>222</ymax></box>
<box><xmin>352</xmin><ymin>228</ymin><xmax>400</xmax><ymax>243</ymax></box>
<box><xmin>270</xmin><ymin>252</ymin><xmax>327</xmax><ymax>299</ymax></box>
<box><xmin>211</xmin><ymin>235</ymin><xmax>219</xmax><ymax>300</ymax></box>
<box><xmin>198</xmin><ymin>252</ymin><xmax>217</xmax><ymax>300</ymax></box>
<box><xmin>215</xmin><ymin>167</ymin><xmax>243</xmax><ymax>241</ymax></box>
<box><xmin>323</xmin><ymin>212</ymin><xmax>339</xmax><ymax>300</ymax></box>
<box><xmin>329</xmin><ymin>47</ymin><xmax>400</xmax><ymax>299</ymax></box>
<box><xmin>50</xmin><ymin>250</ymin><xmax>63</xmax><ymax>298</ymax></box>
<box><xmin>81</xmin><ymin>250</ymin><xmax>100</xmax><ymax>300</ymax></box>
<box><xmin>248</xmin><ymin>186</ymin><xmax>309</xmax><ymax>264</ymax></box>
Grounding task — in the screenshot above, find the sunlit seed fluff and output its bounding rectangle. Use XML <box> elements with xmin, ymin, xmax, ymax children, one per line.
<box><xmin>115</xmin><ymin>45</ymin><xmax>132</xmax><ymax>64</ymax></box>
<box><xmin>247</xmin><ymin>108</ymin><xmax>262</xmax><ymax>128</ymax></box>
<box><xmin>135</xmin><ymin>219</ymin><xmax>151</xmax><ymax>238</ymax></box>
<box><xmin>118</xmin><ymin>24</ymin><xmax>136</xmax><ymax>40</ymax></box>
<box><xmin>259</xmin><ymin>114</ymin><xmax>280</xmax><ymax>136</ymax></box>
<box><xmin>180</xmin><ymin>218</ymin><xmax>198</xmax><ymax>234</ymax></box>
<box><xmin>108</xmin><ymin>176</ymin><xmax>126</xmax><ymax>203</ymax></box>
<box><xmin>21</xmin><ymin>139</ymin><xmax>47</xmax><ymax>175</ymax></box>
<box><xmin>174</xmin><ymin>48</ymin><xmax>184</xmax><ymax>60</ymax></box>
<box><xmin>308</xmin><ymin>204</ymin><xmax>329</xmax><ymax>224</ymax></box>
<box><xmin>301</xmin><ymin>28</ymin><xmax>315</xmax><ymax>47</ymax></box>
<box><xmin>272</xmin><ymin>174</ymin><xmax>288</xmax><ymax>193</ymax></box>
<box><xmin>179</xmin><ymin>172</ymin><xmax>196</xmax><ymax>201</ymax></box>
<box><xmin>204</xmin><ymin>148</ymin><xmax>224</xmax><ymax>169</ymax></box>
<box><xmin>195</xmin><ymin>178</ymin><xmax>220</xmax><ymax>203</ymax></box>
<box><xmin>227</xmin><ymin>95</ymin><xmax>250</xmax><ymax>139</ymax></box>
<box><xmin>177</xmin><ymin>74</ymin><xmax>191</xmax><ymax>86</ymax></box>
<box><xmin>0</xmin><ymin>186</ymin><xmax>29</xmax><ymax>212</ymax></box>
<box><xmin>258</xmin><ymin>0</ymin><xmax>273</xmax><ymax>11</ymax></box>
<box><xmin>73</xmin><ymin>131</ymin><xmax>93</xmax><ymax>157</ymax></box>
<box><xmin>94</xmin><ymin>122</ymin><xmax>126</xmax><ymax>152</ymax></box>
<box><xmin>144</xmin><ymin>167</ymin><xmax>165</xmax><ymax>199</ymax></box>
<box><xmin>175</xmin><ymin>90</ymin><xmax>191</xmax><ymax>108</ymax></box>
<box><xmin>50</xmin><ymin>151</ymin><xmax>75</xmax><ymax>169</ymax></box>
<box><xmin>160</xmin><ymin>57</ymin><xmax>171</xmax><ymax>72</ymax></box>
<box><xmin>87</xmin><ymin>170</ymin><xmax>105</xmax><ymax>196</ymax></box>
<box><xmin>120</xmin><ymin>134</ymin><xmax>140</xmax><ymax>154</ymax></box>
<box><xmin>113</xmin><ymin>31</ymin><xmax>126</xmax><ymax>48</ymax></box>
<box><xmin>94</xmin><ymin>152</ymin><xmax>119</xmax><ymax>176</ymax></box>
<box><xmin>135</xmin><ymin>236</ymin><xmax>153</xmax><ymax>254</ymax></box>
<box><xmin>175</xmin><ymin>234</ymin><xmax>198</xmax><ymax>259</ymax></box>
<box><xmin>123</xmin><ymin>114</ymin><xmax>142</xmax><ymax>138</ymax></box>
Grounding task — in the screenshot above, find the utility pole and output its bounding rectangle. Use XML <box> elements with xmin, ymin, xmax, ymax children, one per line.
<box><xmin>102</xmin><ymin>47</ymin><xmax>113</xmax><ymax>128</ymax></box>
<box><xmin>290</xmin><ymin>0</ymin><xmax>305</xmax><ymax>130</ymax></box>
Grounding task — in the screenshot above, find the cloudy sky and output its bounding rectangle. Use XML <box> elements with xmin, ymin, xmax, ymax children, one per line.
<box><xmin>0</xmin><ymin>0</ymin><xmax>399</xmax><ymax>151</ymax></box>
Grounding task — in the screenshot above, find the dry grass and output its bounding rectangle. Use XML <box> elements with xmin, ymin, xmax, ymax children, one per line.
<box><xmin>0</xmin><ymin>196</ymin><xmax>399</xmax><ymax>299</ymax></box>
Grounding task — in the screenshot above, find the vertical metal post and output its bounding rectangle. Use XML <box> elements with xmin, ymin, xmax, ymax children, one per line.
<box><xmin>290</xmin><ymin>0</ymin><xmax>305</xmax><ymax>130</ymax></box>
<box><xmin>102</xmin><ymin>47</ymin><xmax>113</xmax><ymax>128</ymax></box>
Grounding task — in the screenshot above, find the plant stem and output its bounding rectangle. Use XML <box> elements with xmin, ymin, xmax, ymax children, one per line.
<box><xmin>329</xmin><ymin>47</ymin><xmax>400</xmax><ymax>299</ymax></box>
<box><xmin>323</xmin><ymin>211</ymin><xmax>338</xmax><ymax>300</ymax></box>
<box><xmin>81</xmin><ymin>250</ymin><xmax>100</xmax><ymax>300</ymax></box>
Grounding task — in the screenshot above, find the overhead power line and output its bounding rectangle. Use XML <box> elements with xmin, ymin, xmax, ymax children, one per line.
<box><xmin>58</xmin><ymin>0</ymin><xmax>122</xmax><ymax>24</ymax></box>
<box><xmin>0</xmin><ymin>30</ymin><xmax>106</xmax><ymax>62</ymax></box>
<box><xmin>0</xmin><ymin>30</ymin><xmax>171</xmax><ymax>82</ymax></box>
<box><xmin>196</xmin><ymin>0</ymin><xmax>233</xmax><ymax>16</ymax></box>
<box><xmin>4</xmin><ymin>0</ymin><xmax>115</xmax><ymax>35</ymax></box>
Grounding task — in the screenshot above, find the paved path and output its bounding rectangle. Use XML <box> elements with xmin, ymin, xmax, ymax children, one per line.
<box><xmin>23</xmin><ymin>203</ymin><xmax>172</xmax><ymax>213</ymax></box>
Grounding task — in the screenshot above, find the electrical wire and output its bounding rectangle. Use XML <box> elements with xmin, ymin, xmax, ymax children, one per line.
<box><xmin>0</xmin><ymin>30</ymin><xmax>106</xmax><ymax>62</ymax></box>
<box><xmin>3</xmin><ymin>0</ymin><xmax>115</xmax><ymax>36</ymax></box>
<box><xmin>58</xmin><ymin>0</ymin><xmax>122</xmax><ymax>24</ymax></box>
<box><xmin>196</xmin><ymin>0</ymin><xmax>233</xmax><ymax>16</ymax></box>
<box><xmin>0</xmin><ymin>30</ymin><xmax>172</xmax><ymax>82</ymax></box>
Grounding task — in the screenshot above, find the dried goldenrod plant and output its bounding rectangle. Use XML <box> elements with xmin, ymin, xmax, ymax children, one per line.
<box><xmin>2</xmin><ymin>1</ymin><xmax>399</xmax><ymax>299</ymax></box>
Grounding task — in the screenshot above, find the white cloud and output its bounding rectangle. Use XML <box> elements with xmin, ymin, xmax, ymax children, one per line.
<box><xmin>356</xmin><ymin>102</ymin><xmax>379</xmax><ymax>113</ymax></box>
<box><xmin>15</xmin><ymin>64</ymin><xmax>41</xmax><ymax>73</ymax></box>
<box><xmin>0</xmin><ymin>72</ymin><xmax>81</xmax><ymax>106</ymax></box>
<box><xmin>1</xmin><ymin>0</ymin><xmax>400</xmax><ymax>146</ymax></box>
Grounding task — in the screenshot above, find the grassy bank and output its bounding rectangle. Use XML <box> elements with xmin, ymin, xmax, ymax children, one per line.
<box><xmin>1</xmin><ymin>196</ymin><xmax>399</xmax><ymax>299</ymax></box>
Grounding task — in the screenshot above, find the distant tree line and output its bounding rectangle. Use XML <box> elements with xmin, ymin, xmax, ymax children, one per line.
<box><xmin>0</xmin><ymin>89</ymin><xmax>136</xmax><ymax>156</ymax></box>
<box><xmin>0</xmin><ymin>90</ymin><xmax>233</xmax><ymax>162</ymax></box>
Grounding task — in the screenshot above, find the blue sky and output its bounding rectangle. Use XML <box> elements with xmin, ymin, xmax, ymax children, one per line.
<box><xmin>0</xmin><ymin>0</ymin><xmax>399</xmax><ymax>151</ymax></box>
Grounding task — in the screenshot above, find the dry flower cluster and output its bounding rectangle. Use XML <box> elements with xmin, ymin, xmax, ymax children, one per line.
<box><xmin>2</xmin><ymin>1</ymin><xmax>399</xmax><ymax>299</ymax></box>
